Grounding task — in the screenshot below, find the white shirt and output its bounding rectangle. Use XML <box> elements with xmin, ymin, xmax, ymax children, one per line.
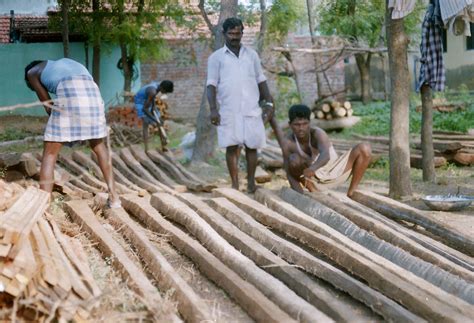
<box><xmin>206</xmin><ymin>45</ymin><xmax>267</xmax><ymax>117</ymax></box>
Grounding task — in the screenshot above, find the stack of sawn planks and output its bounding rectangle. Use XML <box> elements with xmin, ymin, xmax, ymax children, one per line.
<box><xmin>0</xmin><ymin>182</ymin><xmax>100</xmax><ymax>321</ymax></box>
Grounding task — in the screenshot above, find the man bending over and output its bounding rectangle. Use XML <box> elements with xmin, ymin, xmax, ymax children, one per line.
<box><xmin>270</xmin><ymin>104</ymin><xmax>371</xmax><ymax>197</ymax></box>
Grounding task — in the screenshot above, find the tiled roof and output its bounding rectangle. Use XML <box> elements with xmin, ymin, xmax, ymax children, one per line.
<box><xmin>0</xmin><ymin>16</ymin><xmax>9</xmax><ymax>43</ymax></box>
<box><xmin>0</xmin><ymin>15</ymin><xmax>50</xmax><ymax>43</ymax></box>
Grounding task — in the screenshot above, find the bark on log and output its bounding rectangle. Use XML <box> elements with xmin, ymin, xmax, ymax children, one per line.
<box><xmin>351</xmin><ymin>190</ymin><xmax>474</xmax><ymax>256</ymax></box>
<box><xmin>120</xmin><ymin>194</ymin><xmax>295</xmax><ymax>323</ymax></box>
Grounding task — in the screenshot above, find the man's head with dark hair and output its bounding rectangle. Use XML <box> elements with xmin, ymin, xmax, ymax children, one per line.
<box><xmin>288</xmin><ymin>104</ymin><xmax>311</xmax><ymax>124</ymax></box>
<box><xmin>223</xmin><ymin>17</ymin><xmax>244</xmax><ymax>33</ymax></box>
<box><xmin>24</xmin><ymin>60</ymin><xmax>44</xmax><ymax>91</ymax></box>
<box><xmin>160</xmin><ymin>80</ymin><xmax>174</xmax><ymax>93</ymax></box>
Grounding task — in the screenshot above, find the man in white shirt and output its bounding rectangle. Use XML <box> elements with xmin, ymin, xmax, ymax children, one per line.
<box><xmin>207</xmin><ymin>17</ymin><xmax>274</xmax><ymax>193</ymax></box>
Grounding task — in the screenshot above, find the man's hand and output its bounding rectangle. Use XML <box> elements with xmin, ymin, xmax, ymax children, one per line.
<box><xmin>262</xmin><ymin>105</ymin><xmax>274</xmax><ymax>124</ymax></box>
<box><xmin>302</xmin><ymin>168</ymin><xmax>315</xmax><ymax>179</ymax></box>
<box><xmin>210</xmin><ymin>109</ymin><xmax>220</xmax><ymax>126</ymax></box>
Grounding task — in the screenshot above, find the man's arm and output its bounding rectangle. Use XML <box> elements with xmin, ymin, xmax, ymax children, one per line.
<box><xmin>207</xmin><ymin>85</ymin><xmax>220</xmax><ymax>126</ymax></box>
<box><xmin>258</xmin><ymin>81</ymin><xmax>274</xmax><ymax>123</ymax></box>
<box><xmin>27</xmin><ymin>70</ymin><xmax>52</xmax><ymax>115</ymax></box>
<box><xmin>143</xmin><ymin>87</ymin><xmax>158</xmax><ymax>122</ymax></box>
<box><xmin>303</xmin><ymin>128</ymin><xmax>332</xmax><ymax>178</ymax></box>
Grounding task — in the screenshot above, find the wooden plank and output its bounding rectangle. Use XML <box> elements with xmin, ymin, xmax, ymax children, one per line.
<box><xmin>214</xmin><ymin>188</ymin><xmax>474</xmax><ymax>321</ymax></box>
<box><xmin>128</xmin><ymin>146</ymin><xmax>186</xmax><ymax>192</ymax></box>
<box><xmin>160</xmin><ymin>151</ymin><xmax>211</xmax><ymax>187</ymax></box>
<box><xmin>94</xmin><ymin>193</ymin><xmax>212</xmax><ymax>323</ymax></box>
<box><xmin>50</xmin><ymin>219</ymin><xmax>100</xmax><ymax>300</ymax></box>
<box><xmin>351</xmin><ymin>190</ymin><xmax>474</xmax><ymax>256</ymax></box>
<box><xmin>64</xmin><ymin>200</ymin><xmax>180</xmax><ymax>322</ymax></box>
<box><xmin>151</xmin><ymin>193</ymin><xmax>334</xmax><ymax>323</ymax></box>
<box><xmin>0</xmin><ymin>187</ymin><xmax>49</xmax><ymax>259</ymax></box>
<box><xmin>72</xmin><ymin>150</ymin><xmax>135</xmax><ymax>194</ymax></box>
<box><xmin>305</xmin><ymin>190</ymin><xmax>474</xmax><ymax>284</ymax></box>
<box><xmin>30</xmin><ymin>223</ymin><xmax>60</xmax><ymax>287</ymax></box>
<box><xmin>179</xmin><ymin>194</ymin><xmax>369</xmax><ymax>322</ymax></box>
<box><xmin>275</xmin><ymin>188</ymin><xmax>474</xmax><ymax>303</ymax></box>
<box><xmin>208</xmin><ymin>191</ymin><xmax>421</xmax><ymax>322</ymax></box>
<box><xmin>121</xmin><ymin>194</ymin><xmax>296</xmax><ymax>323</ymax></box>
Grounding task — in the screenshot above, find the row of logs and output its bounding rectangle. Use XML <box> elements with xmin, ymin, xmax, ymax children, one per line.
<box><xmin>313</xmin><ymin>100</ymin><xmax>353</xmax><ymax>120</ymax></box>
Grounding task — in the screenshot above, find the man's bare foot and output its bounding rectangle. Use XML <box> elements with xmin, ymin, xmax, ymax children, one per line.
<box><xmin>247</xmin><ymin>182</ymin><xmax>260</xmax><ymax>194</ymax></box>
<box><xmin>231</xmin><ymin>183</ymin><xmax>239</xmax><ymax>191</ymax></box>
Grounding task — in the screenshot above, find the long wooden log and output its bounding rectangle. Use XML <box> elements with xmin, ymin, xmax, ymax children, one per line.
<box><xmin>72</xmin><ymin>151</ymin><xmax>134</xmax><ymax>194</ymax></box>
<box><xmin>64</xmin><ymin>200</ymin><xmax>181</xmax><ymax>322</ymax></box>
<box><xmin>128</xmin><ymin>146</ymin><xmax>186</xmax><ymax>192</ymax></box>
<box><xmin>160</xmin><ymin>151</ymin><xmax>209</xmax><ymax>185</ymax></box>
<box><xmin>93</xmin><ymin>194</ymin><xmax>212</xmax><ymax>323</ymax></box>
<box><xmin>327</xmin><ymin>190</ymin><xmax>474</xmax><ymax>270</ymax></box>
<box><xmin>304</xmin><ymin>190</ymin><xmax>474</xmax><ymax>283</ymax></box>
<box><xmin>90</xmin><ymin>152</ymin><xmax>143</xmax><ymax>193</ymax></box>
<box><xmin>146</xmin><ymin>149</ymin><xmax>210</xmax><ymax>192</ymax></box>
<box><xmin>351</xmin><ymin>190</ymin><xmax>474</xmax><ymax>256</ymax></box>
<box><xmin>179</xmin><ymin>194</ymin><xmax>376</xmax><ymax>322</ymax></box>
<box><xmin>111</xmin><ymin>153</ymin><xmax>162</xmax><ymax>193</ymax></box>
<box><xmin>213</xmin><ymin>188</ymin><xmax>474</xmax><ymax>321</ymax></box>
<box><xmin>120</xmin><ymin>194</ymin><xmax>296</xmax><ymax>323</ymax></box>
<box><xmin>58</xmin><ymin>155</ymin><xmax>108</xmax><ymax>192</ymax></box>
<box><xmin>353</xmin><ymin>134</ymin><xmax>466</xmax><ymax>152</ymax></box>
<box><xmin>207</xmin><ymin>191</ymin><xmax>422</xmax><ymax>322</ymax></box>
<box><xmin>276</xmin><ymin>188</ymin><xmax>474</xmax><ymax>303</ymax></box>
<box><xmin>150</xmin><ymin>193</ymin><xmax>330</xmax><ymax>323</ymax></box>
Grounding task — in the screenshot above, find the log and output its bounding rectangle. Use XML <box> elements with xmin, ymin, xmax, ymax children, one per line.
<box><xmin>128</xmin><ymin>146</ymin><xmax>186</xmax><ymax>192</ymax></box>
<box><xmin>94</xmin><ymin>194</ymin><xmax>212</xmax><ymax>323</ymax></box>
<box><xmin>208</xmin><ymin>191</ymin><xmax>421</xmax><ymax>322</ymax></box>
<box><xmin>121</xmin><ymin>194</ymin><xmax>296</xmax><ymax>323</ymax></box>
<box><xmin>330</xmin><ymin>101</ymin><xmax>341</xmax><ymax>110</ymax></box>
<box><xmin>333</xmin><ymin>107</ymin><xmax>347</xmax><ymax>118</ymax></box>
<box><xmin>72</xmin><ymin>151</ymin><xmax>134</xmax><ymax>194</ymax></box>
<box><xmin>111</xmin><ymin>153</ymin><xmax>161</xmax><ymax>193</ymax></box>
<box><xmin>64</xmin><ymin>200</ymin><xmax>180</xmax><ymax>322</ymax></box>
<box><xmin>321</xmin><ymin>103</ymin><xmax>331</xmax><ymax>113</ymax></box>
<box><xmin>315</xmin><ymin>110</ymin><xmax>325</xmax><ymax>119</ymax></box>
<box><xmin>0</xmin><ymin>135</ymin><xmax>43</xmax><ymax>148</ymax></box>
<box><xmin>146</xmin><ymin>149</ymin><xmax>208</xmax><ymax>192</ymax></box>
<box><xmin>327</xmin><ymin>190</ymin><xmax>474</xmax><ymax>271</ymax></box>
<box><xmin>255</xmin><ymin>166</ymin><xmax>271</xmax><ymax>184</ymax></box>
<box><xmin>214</xmin><ymin>188</ymin><xmax>474</xmax><ymax>321</ymax></box>
<box><xmin>58</xmin><ymin>155</ymin><xmax>108</xmax><ymax>192</ymax></box>
<box><xmin>311</xmin><ymin>116</ymin><xmax>361</xmax><ymax>131</ymax></box>
<box><xmin>160</xmin><ymin>151</ymin><xmax>212</xmax><ymax>187</ymax></box>
<box><xmin>179</xmin><ymin>194</ymin><xmax>373</xmax><ymax>322</ymax></box>
<box><xmin>276</xmin><ymin>188</ymin><xmax>474</xmax><ymax>303</ymax></box>
<box><xmin>452</xmin><ymin>150</ymin><xmax>474</xmax><ymax>165</ymax></box>
<box><xmin>0</xmin><ymin>152</ymin><xmax>38</xmax><ymax>179</ymax></box>
<box><xmin>307</xmin><ymin>190</ymin><xmax>474</xmax><ymax>283</ymax></box>
<box><xmin>410</xmin><ymin>155</ymin><xmax>447</xmax><ymax>169</ymax></box>
<box><xmin>343</xmin><ymin>101</ymin><xmax>352</xmax><ymax>109</ymax></box>
<box><xmin>346</xmin><ymin>108</ymin><xmax>353</xmax><ymax>117</ymax></box>
<box><xmin>351</xmin><ymin>190</ymin><xmax>474</xmax><ymax>257</ymax></box>
<box><xmin>150</xmin><ymin>193</ymin><xmax>329</xmax><ymax>323</ymax></box>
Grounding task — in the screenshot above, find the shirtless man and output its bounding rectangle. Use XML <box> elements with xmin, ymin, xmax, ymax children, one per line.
<box><xmin>270</xmin><ymin>104</ymin><xmax>371</xmax><ymax>197</ymax></box>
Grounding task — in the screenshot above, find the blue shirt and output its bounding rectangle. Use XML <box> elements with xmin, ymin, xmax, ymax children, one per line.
<box><xmin>40</xmin><ymin>58</ymin><xmax>91</xmax><ymax>93</ymax></box>
<box><xmin>134</xmin><ymin>82</ymin><xmax>160</xmax><ymax>104</ymax></box>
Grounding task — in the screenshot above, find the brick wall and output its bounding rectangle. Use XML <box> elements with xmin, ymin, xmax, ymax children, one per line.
<box><xmin>140</xmin><ymin>35</ymin><xmax>345</xmax><ymax>123</ymax></box>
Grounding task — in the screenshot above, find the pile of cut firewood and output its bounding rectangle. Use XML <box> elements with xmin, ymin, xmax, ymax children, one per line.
<box><xmin>313</xmin><ymin>100</ymin><xmax>353</xmax><ymax>120</ymax></box>
<box><xmin>0</xmin><ymin>182</ymin><xmax>100</xmax><ymax>321</ymax></box>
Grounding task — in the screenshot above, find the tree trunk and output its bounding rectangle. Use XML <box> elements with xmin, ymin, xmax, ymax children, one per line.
<box><xmin>386</xmin><ymin>3</ymin><xmax>412</xmax><ymax>198</ymax></box>
<box><xmin>256</xmin><ymin>0</ymin><xmax>267</xmax><ymax>55</ymax></box>
<box><xmin>306</xmin><ymin>0</ymin><xmax>324</xmax><ymax>99</ymax></box>
<box><xmin>60</xmin><ymin>0</ymin><xmax>70</xmax><ymax>58</ymax></box>
<box><xmin>420</xmin><ymin>84</ymin><xmax>435</xmax><ymax>182</ymax></box>
<box><xmin>120</xmin><ymin>43</ymin><xmax>132</xmax><ymax>92</ymax></box>
<box><xmin>92</xmin><ymin>0</ymin><xmax>101</xmax><ymax>85</ymax></box>
<box><xmin>192</xmin><ymin>0</ymin><xmax>238</xmax><ymax>162</ymax></box>
<box><xmin>355</xmin><ymin>53</ymin><xmax>372</xmax><ymax>104</ymax></box>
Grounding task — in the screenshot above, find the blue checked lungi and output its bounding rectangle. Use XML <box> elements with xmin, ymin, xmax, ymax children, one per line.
<box><xmin>417</xmin><ymin>2</ymin><xmax>445</xmax><ymax>92</ymax></box>
<box><xmin>44</xmin><ymin>75</ymin><xmax>107</xmax><ymax>142</ymax></box>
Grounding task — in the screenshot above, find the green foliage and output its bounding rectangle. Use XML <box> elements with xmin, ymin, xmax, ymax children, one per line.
<box><xmin>274</xmin><ymin>75</ymin><xmax>300</xmax><ymax>120</ymax></box>
<box><xmin>0</xmin><ymin>128</ymin><xmax>35</xmax><ymax>141</ymax></box>
<box><xmin>266</xmin><ymin>0</ymin><xmax>305</xmax><ymax>44</ymax></box>
<box><xmin>347</xmin><ymin>100</ymin><xmax>474</xmax><ymax>135</ymax></box>
<box><xmin>317</xmin><ymin>0</ymin><xmax>424</xmax><ymax>46</ymax></box>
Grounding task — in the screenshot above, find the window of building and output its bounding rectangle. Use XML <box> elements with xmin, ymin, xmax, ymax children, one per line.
<box><xmin>467</xmin><ymin>23</ymin><xmax>474</xmax><ymax>50</ymax></box>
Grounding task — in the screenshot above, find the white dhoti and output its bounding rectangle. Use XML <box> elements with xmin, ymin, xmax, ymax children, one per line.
<box><xmin>217</xmin><ymin>113</ymin><xmax>266</xmax><ymax>149</ymax></box>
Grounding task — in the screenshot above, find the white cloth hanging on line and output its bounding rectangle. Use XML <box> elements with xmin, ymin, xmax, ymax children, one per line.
<box><xmin>388</xmin><ymin>0</ymin><xmax>416</xmax><ymax>19</ymax></box>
